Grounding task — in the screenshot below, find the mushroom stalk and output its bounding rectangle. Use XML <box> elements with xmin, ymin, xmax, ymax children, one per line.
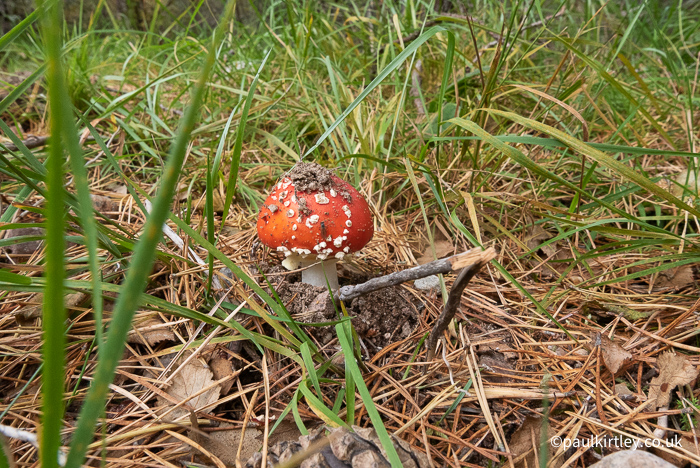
<box><xmin>300</xmin><ymin>258</ymin><xmax>339</xmax><ymax>290</ymax></box>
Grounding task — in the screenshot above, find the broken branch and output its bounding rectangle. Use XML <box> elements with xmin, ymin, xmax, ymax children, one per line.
<box><xmin>426</xmin><ymin>248</ymin><xmax>497</xmax><ymax>362</ymax></box>
<box><xmin>335</xmin><ymin>247</ymin><xmax>496</xmax><ymax>302</ymax></box>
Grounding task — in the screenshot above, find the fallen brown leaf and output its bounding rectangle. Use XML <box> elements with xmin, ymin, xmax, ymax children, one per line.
<box><xmin>199</xmin><ymin>423</ymin><xmax>262</xmax><ymax>466</ymax></box>
<box><xmin>599</xmin><ymin>334</ymin><xmax>633</xmax><ymax>374</ymax></box>
<box><xmin>157</xmin><ymin>357</ymin><xmax>221</xmax><ymax>422</ymax></box>
<box><xmin>127</xmin><ymin>317</ymin><xmax>176</xmax><ymax>346</ymax></box>
<box><xmin>208</xmin><ymin>353</ymin><xmax>236</xmax><ymax>395</ymax></box>
<box><xmin>648</xmin><ymin>352</ymin><xmax>699</xmax><ymax>409</ymax></box>
<box><xmin>416</xmin><ymin>239</ymin><xmax>453</xmax><ymax>265</ymax></box>
<box><xmin>654</xmin><ymin>264</ymin><xmax>696</xmax><ymax>290</ymax></box>
<box><xmin>510</xmin><ymin>416</ymin><xmax>561</xmax><ymax>468</ymax></box>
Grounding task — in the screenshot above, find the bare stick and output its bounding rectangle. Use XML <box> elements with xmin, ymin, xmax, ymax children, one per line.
<box><xmin>426</xmin><ymin>249</ymin><xmax>496</xmax><ymax>363</ymax></box>
<box><xmin>0</xmin><ymin>424</ymin><xmax>66</xmax><ymax>466</ymax></box>
<box><xmin>1</xmin><ymin>135</ymin><xmax>49</xmax><ymax>152</ymax></box>
<box><xmin>335</xmin><ymin>247</ymin><xmax>496</xmax><ymax>302</ymax></box>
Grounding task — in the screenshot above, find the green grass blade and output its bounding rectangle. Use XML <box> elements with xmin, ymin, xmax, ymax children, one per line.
<box><xmin>221</xmin><ymin>49</ymin><xmax>272</xmax><ymax>224</ymax></box>
<box><xmin>298</xmin><ymin>380</ymin><xmax>348</xmax><ymax>428</ymax></box>
<box><xmin>448</xmin><ymin>117</ymin><xmax>686</xmax><ymax>241</ymax></box>
<box><xmin>303</xmin><ymin>25</ymin><xmax>446</xmax><ymax>158</ymax></box>
<box><xmin>0</xmin><ymin>65</ymin><xmax>46</xmax><ymax>116</ymax></box>
<box><xmin>64</xmin><ymin>3</ymin><xmax>237</xmax><ymax>466</ymax></box>
<box><xmin>485</xmin><ymin>109</ymin><xmax>700</xmax><ymax>219</ymax></box>
<box><xmin>37</xmin><ymin>0</ymin><xmax>68</xmax><ymax>465</ymax></box>
<box><xmin>0</xmin><ymin>5</ymin><xmax>42</xmax><ymax>52</ymax></box>
<box><xmin>0</xmin><ymin>269</ymin><xmax>32</xmax><ymax>285</ymax></box>
<box><xmin>336</xmin><ymin>323</ymin><xmax>402</xmax><ymax>467</ymax></box>
<box><xmin>552</xmin><ymin>37</ymin><xmax>676</xmax><ymax>148</ymax></box>
<box><xmin>300</xmin><ymin>342</ymin><xmax>322</xmax><ymax>398</ymax></box>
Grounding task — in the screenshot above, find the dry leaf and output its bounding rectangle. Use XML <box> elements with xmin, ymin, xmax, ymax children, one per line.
<box><xmin>5</xmin><ymin>226</ymin><xmax>44</xmax><ymax>256</ymax></box>
<box><xmin>16</xmin><ymin>292</ymin><xmax>85</xmax><ymax>324</ymax></box>
<box><xmin>199</xmin><ymin>423</ymin><xmax>262</xmax><ymax>466</ymax></box>
<box><xmin>614</xmin><ymin>383</ymin><xmax>633</xmax><ymax>397</ymax></box>
<box><xmin>654</xmin><ymin>264</ymin><xmax>696</xmax><ymax>290</ymax></box>
<box><xmin>156</xmin><ymin>357</ymin><xmax>221</xmax><ymax>422</ymax></box>
<box><xmin>509</xmin><ymin>416</ymin><xmax>561</xmax><ymax>468</ymax></box>
<box><xmin>671</xmin><ymin>169</ymin><xmax>700</xmax><ymax>198</ymax></box>
<box><xmin>208</xmin><ymin>354</ymin><xmax>236</xmax><ymax>395</ymax></box>
<box><xmin>211</xmin><ymin>190</ymin><xmax>230</xmax><ymax>212</ymax></box>
<box><xmin>599</xmin><ymin>334</ymin><xmax>633</xmax><ymax>374</ymax></box>
<box><xmin>127</xmin><ymin>318</ymin><xmax>176</xmax><ymax>346</ymax></box>
<box><xmin>648</xmin><ymin>352</ymin><xmax>699</xmax><ymax>409</ymax></box>
<box><xmin>416</xmin><ymin>239</ymin><xmax>453</xmax><ymax>265</ymax></box>
<box><xmin>106</xmin><ymin>183</ymin><xmax>128</xmax><ymax>195</ymax></box>
<box><xmin>525</xmin><ymin>224</ymin><xmax>549</xmax><ymax>251</ymax></box>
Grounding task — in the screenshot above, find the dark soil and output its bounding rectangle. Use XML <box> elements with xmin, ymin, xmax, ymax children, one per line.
<box><xmin>287</xmin><ymin>162</ymin><xmax>352</xmax><ymax>202</ymax></box>
<box><xmin>287</xmin><ymin>162</ymin><xmax>335</xmax><ymax>193</ymax></box>
<box><xmin>272</xmin><ymin>278</ymin><xmax>419</xmax><ymax>351</ymax></box>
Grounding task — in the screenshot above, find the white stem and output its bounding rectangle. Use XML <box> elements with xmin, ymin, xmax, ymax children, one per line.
<box><xmin>301</xmin><ymin>258</ymin><xmax>339</xmax><ymax>290</ymax></box>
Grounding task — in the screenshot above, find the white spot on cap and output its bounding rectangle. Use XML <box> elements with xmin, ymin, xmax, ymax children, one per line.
<box><xmin>284</xmin><ymin>201</ymin><xmax>290</xmax><ymax>207</ymax></box>
<box><xmin>271</xmin><ymin>195</ymin><xmax>277</xmax><ymax>200</ymax></box>
<box><xmin>291</xmin><ymin>195</ymin><xmax>298</xmax><ymax>203</ymax></box>
<box><xmin>317</xmin><ymin>252</ymin><xmax>329</xmax><ymax>260</ymax></box>
<box><xmin>292</xmin><ymin>224</ymin><xmax>298</xmax><ymax>231</ymax></box>
<box><xmin>315</xmin><ymin>193</ymin><xmax>330</xmax><ymax>205</ymax></box>
<box><xmin>343</xmin><ymin>246</ymin><xmax>350</xmax><ymax>253</ymax></box>
<box><xmin>306</xmin><ymin>214</ymin><xmax>320</xmax><ymax>228</ymax></box>
<box><xmin>277</xmin><ymin>182</ymin><xmax>283</xmax><ymax>189</ymax></box>
<box><xmin>330</xmin><ymin>189</ymin><xmax>337</xmax><ymax>197</ymax></box>
<box><xmin>333</xmin><ymin>236</ymin><xmax>343</xmax><ymax>248</ymax></box>
<box><xmin>282</xmin><ymin>181</ymin><xmax>291</xmax><ymax>189</ymax></box>
<box><xmin>335</xmin><ymin>252</ymin><xmax>345</xmax><ymax>259</ymax></box>
<box><xmin>326</xmin><ymin>235</ymin><xmax>332</xmax><ymax>242</ymax></box>
<box><xmin>276</xmin><ymin>246</ymin><xmax>288</xmax><ymax>252</ymax></box>
<box><xmin>292</xmin><ymin>235</ymin><xmax>296</xmax><ymax>240</ymax></box>
<box><xmin>342</xmin><ymin>205</ymin><xmax>351</xmax><ymax>218</ymax></box>
<box><xmin>346</xmin><ymin>220</ymin><xmax>352</xmax><ymax>227</ymax></box>
<box><xmin>343</xmin><ymin>229</ymin><xmax>349</xmax><ymax>234</ymax></box>
<box><xmin>287</xmin><ymin>209</ymin><xmax>295</xmax><ymax>217</ymax></box>
<box><xmin>278</xmin><ymin>190</ymin><xmax>288</xmax><ymax>200</ymax></box>
<box><xmin>319</xmin><ymin>242</ymin><xmax>327</xmax><ymax>248</ymax></box>
<box><xmin>268</xmin><ymin>205</ymin><xmax>278</xmax><ymax>213</ymax></box>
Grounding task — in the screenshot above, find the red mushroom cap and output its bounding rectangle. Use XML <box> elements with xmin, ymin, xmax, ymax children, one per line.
<box><xmin>256</xmin><ymin>163</ymin><xmax>373</xmax><ymax>261</ymax></box>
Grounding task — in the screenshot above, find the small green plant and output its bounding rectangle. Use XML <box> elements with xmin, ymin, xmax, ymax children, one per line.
<box><xmin>676</xmin><ymin>396</ymin><xmax>700</xmax><ymax>432</ymax></box>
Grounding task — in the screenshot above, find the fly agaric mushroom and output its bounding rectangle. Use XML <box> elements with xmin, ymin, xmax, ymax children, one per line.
<box><xmin>256</xmin><ymin>163</ymin><xmax>373</xmax><ymax>290</ymax></box>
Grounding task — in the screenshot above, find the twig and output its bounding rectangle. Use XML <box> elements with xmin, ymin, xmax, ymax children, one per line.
<box><xmin>425</xmin><ymin>249</ymin><xmax>496</xmax><ymax>362</ymax></box>
<box><xmin>335</xmin><ymin>247</ymin><xmax>496</xmax><ymax>302</ymax></box>
<box><xmin>1</xmin><ymin>135</ymin><xmax>49</xmax><ymax>152</ymax></box>
<box><xmin>410</xmin><ymin>60</ymin><xmax>425</xmax><ymax>116</ymax></box>
<box><xmin>0</xmin><ymin>424</ymin><xmax>66</xmax><ymax>466</ymax></box>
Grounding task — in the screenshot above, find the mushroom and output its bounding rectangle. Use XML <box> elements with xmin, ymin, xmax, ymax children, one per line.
<box><xmin>256</xmin><ymin>163</ymin><xmax>374</xmax><ymax>290</ymax></box>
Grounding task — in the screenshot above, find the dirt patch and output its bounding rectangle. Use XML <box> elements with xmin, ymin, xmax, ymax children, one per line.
<box><xmin>287</xmin><ymin>162</ymin><xmax>352</xmax><ymax>202</ymax></box>
<box><xmin>349</xmin><ymin>287</ymin><xmax>419</xmax><ymax>350</ymax></box>
<box><xmin>297</xmin><ymin>197</ymin><xmax>311</xmax><ymax>216</ymax></box>
<box><xmin>272</xmin><ymin>279</ymin><xmax>419</xmax><ymax>351</ymax></box>
<box><xmin>288</xmin><ymin>162</ymin><xmax>335</xmax><ymax>193</ymax></box>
